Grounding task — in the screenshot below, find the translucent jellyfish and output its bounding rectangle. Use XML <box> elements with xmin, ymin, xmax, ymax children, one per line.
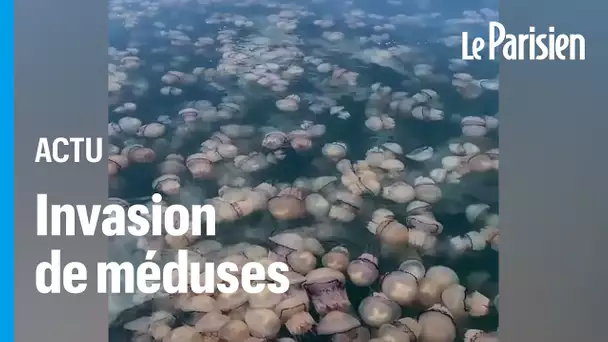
<box><xmin>412</xmin><ymin>106</ymin><xmax>445</xmax><ymax>121</ymax></box>
<box><xmin>464</xmin><ymin>329</ymin><xmax>499</xmax><ymax>342</ymax></box>
<box><xmin>377</xmin><ymin>317</ymin><xmax>421</xmax><ymax>342</ymax></box>
<box><xmin>117</xmin><ymin>116</ymin><xmax>142</xmax><ymax>135</ymax></box>
<box><xmin>244</xmin><ymin>308</ymin><xmax>281</xmax><ymax>339</ymax></box>
<box><xmin>358</xmin><ymin>292</ymin><xmax>401</xmax><ymax>328</ymax></box>
<box><xmin>316</xmin><ymin>311</ymin><xmax>362</xmax><ymax>340</ymax></box>
<box><xmin>367</xmin><ymin>208</ymin><xmax>430</xmax><ymax>248</ymax></box>
<box><xmin>186</xmin><ymin>153</ymin><xmax>214</xmax><ymax>179</ymax></box>
<box><xmin>234</xmin><ymin>152</ymin><xmax>270</xmax><ymax>173</ymax></box>
<box><xmin>321</xmin><ymin>246</ymin><xmax>350</xmax><ymax>272</ymax></box>
<box><xmin>347</xmin><ymin>253</ymin><xmax>380</xmax><ymax>287</ymax></box>
<box><xmin>108</xmin><ymin>154</ymin><xmax>129</xmax><ymax>177</ymax></box>
<box><xmin>418</xmin><ymin>266</ymin><xmax>459</xmax><ymax>307</ymax></box>
<box><xmin>137</xmin><ymin>122</ymin><xmax>166</xmax><ymax>138</ymax></box>
<box><xmin>194</xmin><ymin>312</ymin><xmax>230</xmax><ymax>338</ymax></box>
<box><xmin>414</xmin><ymin>177</ymin><xmax>442</xmax><ymax>203</ymax></box>
<box><xmin>288</xmin><ymin>130</ymin><xmax>313</xmax><ymax>152</ymax></box>
<box><xmin>152</xmin><ymin>174</ymin><xmax>181</xmax><ymax>196</ymax></box>
<box><xmin>268</xmin><ymin>232</ymin><xmax>304</xmax><ymax>261</ymax></box>
<box><xmin>417</xmin><ymin>304</ymin><xmax>457</xmax><ymax>342</ymax></box>
<box><xmin>267</xmin><ymin>187</ymin><xmax>306</xmax><ymax>220</ymax></box>
<box><xmin>276</xmin><ymin>95</ymin><xmax>300</xmax><ymax>112</ymax></box>
<box><xmin>262</xmin><ymin>131</ymin><xmax>288</xmax><ymax>150</ymax></box>
<box><xmin>165</xmin><ymin>326</ymin><xmax>204</xmax><ymax>342</ymax></box>
<box><xmin>287</xmin><ymin>250</ymin><xmax>317</xmax><ymax>275</ymax></box>
<box><xmin>322</xmin><ymin>142</ymin><xmax>348</xmax><ymax>161</ymax></box>
<box><xmin>382</xmin><ymin>254</ymin><xmax>426</xmax><ymax>306</ymax></box>
<box><xmin>382</xmin><ymin>181</ymin><xmax>416</xmax><ymax>204</ymax></box>
<box><xmin>302</xmin><ymin>268</ymin><xmax>352</xmax><ymax>315</ymax></box>
<box><xmin>405</xmin><ymin>214</ymin><xmax>443</xmax><ymax>235</ymax></box>
<box><xmin>122</xmin><ymin>144</ymin><xmax>156</xmax><ymax>163</ymax></box>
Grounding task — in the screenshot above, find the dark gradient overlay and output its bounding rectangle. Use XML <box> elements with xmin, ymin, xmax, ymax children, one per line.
<box><xmin>500</xmin><ymin>0</ymin><xmax>608</xmax><ymax>341</ymax></box>
<box><xmin>14</xmin><ymin>0</ymin><xmax>108</xmax><ymax>342</ymax></box>
<box><xmin>12</xmin><ymin>0</ymin><xmax>608</xmax><ymax>342</ymax></box>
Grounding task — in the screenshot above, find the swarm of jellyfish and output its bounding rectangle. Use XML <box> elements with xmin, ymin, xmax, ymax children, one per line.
<box><xmin>108</xmin><ymin>0</ymin><xmax>499</xmax><ymax>341</ymax></box>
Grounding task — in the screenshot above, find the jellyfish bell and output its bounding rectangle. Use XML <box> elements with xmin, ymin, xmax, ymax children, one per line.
<box><xmin>268</xmin><ymin>232</ymin><xmax>304</xmax><ymax>261</ymax></box>
<box><xmin>465</xmin><ymin>153</ymin><xmax>496</xmax><ymax>173</ymax></box>
<box><xmin>316</xmin><ymin>311</ymin><xmax>363</xmax><ymax>341</ymax></box>
<box><xmin>194</xmin><ymin>311</ymin><xmax>230</xmax><ymax>338</ymax></box>
<box><xmin>367</xmin><ymin>209</ymin><xmax>410</xmax><ymax>246</ymax></box>
<box><xmin>289</xmin><ymin>131</ymin><xmax>313</xmax><ymax>152</ymax></box>
<box><xmin>406</xmin><ymin>215</ymin><xmax>443</xmax><ymax>235</ymax></box>
<box><xmin>179</xmin><ymin>108</ymin><xmax>200</xmax><ymax>123</ymax></box>
<box><xmin>152</xmin><ymin>174</ymin><xmax>181</xmax><ymax>196</ymax></box>
<box><xmin>464</xmin><ymin>329</ymin><xmax>498</xmax><ymax>342</ymax></box>
<box><xmin>186</xmin><ymin>153</ymin><xmax>214</xmax><ymax>179</ymax></box>
<box><xmin>406</xmin><ymin>146</ymin><xmax>434</xmax><ymax>162</ymax></box>
<box><xmin>322</xmin><ymin>142</ymin><xmax>348</xmax><ymax>161</ymax></box>
<box><xmin>305</xmin><ymin>193</ymin><xmax>331</xmax><ymax>218</ymax></box>
<box><xmin>382</xmin><ymin>256</ymin><xmax>426</xmax><ymax>306</ymax></box>
<box><xmin>161</xmin><ymin>71</ymin><xmax>185</xmax><ymax>85</ymax></box>
<box><xmin>377</xmin><ymin>317</ymin><xmax>421</xmax><ymax>342</ymax></box>
<box><xmin>248</xmin><ymin>285</ymin><xmax>284</xmax><ymax>309</ymax></box>
<box><xmin>219</xmin><ymin>320</ymin><xmax>250</xmax><ymax>342</ymax></box>
<box><xmin>166</xmin><ymin>326</ymin><xmax>205</xmax><ymax>342</ymax></box>
<box><xmin>108</xmin><ymin>154</ymin><xmax>129</xmax><ymax>177</ymax></box>
<box><xmin>287</xmin><ymin>250</ymin><xmax>317</xmax><ymax>275</ymax></box>
<box><xmin>244</xmin><ymin>308</ymin><xmax>281</xmax><ymax>339</ymax></box>
<box><xmin>418</xmin><ymin>266</ymin><xmax>459</xmax><ymax>308</ymax></box>
<box><xmin>303</xmin><ymin>267</ymin><xmax>352</xmax><ymax>315</ymax></box>
<box><xmin>417</xmin><ymin>304</ymin><xmax>457</xmax><ymax>342</ymax></box>
<box><xmin>262</xmin><ymin>131</ymin><xmax>288</xmax><ymax>150</ymax></box>
<box><xmin>414</xmin><ymin>177</ymin><xmax>442</xmax><ymax>203</ymax></box>
<box><xmin>461</xmin><ymin>116</ymin><xmax>488</xmax><ymax>137</ymax></box>
<box><xmin>117</xmin><ymin>116</ymin><xmax>143</xmax><ymax>135</ymax></box>
<box><xmin>357</xmin><ymin>292</ymin><xmax>401</xmax><ymax>328</ymax></box>
<box><xmin>347</xmin><ymin>253</ymin><xmax>379</xmax><ymax>287</ymax></box>
<box><xmin>268</xmin><ymin>187</ymin><xmax>306</xmax><ymax>220</ymax></box>
<box><xmin>137</xmin><ymin>122</ymin><xmax>166</xmax><ymax>139</ymax></box>
<box><xmin>122</xmin><ymin>144</ymin><xmax>156</xmax><ymax>163</ymax></box>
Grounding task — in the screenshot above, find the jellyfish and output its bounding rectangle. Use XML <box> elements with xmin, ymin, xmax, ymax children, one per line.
<box><xmin>302</xmin><ymin>267</ymin><xmax>352</xmax><ymax>315</ymax></box>
<box><xmin>287</xmin><ymin>250</ymin><xmax>317</xmax><ymax>275</ymax></box>
<box><xmin>321</xmin><ymin>246</ymin><xmax>350</xmax><ymax>273</ymax></box>
<box><xmin>244</xmin><ymin>308</ymin><xmax>281</xmax><ymax>339</ymax></box>
<box><xmin>382</xmin><ymin>181</ymin><xmax>416</xmax><ymax>204</ymax></box>
<box><xmin>193</xmin><ymin>312</ymin><xmax>230</xmax><ymax>339</ymax></box>
<box><xmin>165</xmin><ymin>326</ymin><xmax>205</xmax><ymax>342</ymax></box>
<box><xmin>347</xmin><ymin>253</ymin><xmax>380</xmax><ymax>287</ymax></box>
<box><xmin>417</xmin><ymin>304</ymin><xmax>457</xmax><ymax>342</ymax></box>
<box><xmin>268</xmin><ymin>232</ymin><xmax>305</xmax><ymax>262</ymax></box>
<box><xmin>274</xmin><ymin>293</ymin><xmax>316</xmax><ymax>337</ymax></box>
<box><xmin>357</xmin><ymin>292</ymin><xmax>401</xmax><ymax>328</ymax></box>
<box><xmin>418</xmin><ymin>266</ymin><xmax>460</xmax><ymax>308</ymax></box>
<box><xmin>413</xmin><ymin>177</ymin><xmax>442</xmax><ymax>203</ymax></box>
<box><xmin>316</xmin><ymin>311</ymin><xmax>366</xmax><ymax>340</ymax></box>
<box><xmin>367</xmin><ymin>208</ymin><xmax>431</xmax><ymax>248</ymax></box>
<box><xmin>377</xmin><ymin>317</ymin><xmax>421</xmax><ymax>342</ymax></box>
<box><xmin>406</xmin><ymin>146</ymin><xmax>434</xmax><ymax>162</ymax></box>
<box><xmin>464</xmin><ymin>329</ymin><xmax>499</xmax><ymax>342</ymax></box>
<box><xmin>381</xmin><ymin>254</ymin><xmax>426</xmax><ymax>306</ymax></box>
<box><xmin>108</xmin><ymin>154</ymin><xmax>129</xmax><ymax>177</ymax></box>
<box><xmin>186</xmin><ymin>153</ymin><xmax>214</xmax><ymax>179</ymax></box>
<box><xmin>322</xmin><ymin>142</ymin><xmax>348</xmax><ymax>162</ymax></box>
<box><xmin>268</xmin><ymin>187</ymin><xmax>307</xmax><ymax>220</ymax></box>
<box><xmin>262</xmin><ymin>131</ymin><xmax>288</xmax><ymax>150</ymax></box>
<box><xmin>152</xmin><ymin>174</ymin><xmax>181</xmax><ymax>196</ymax></box>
